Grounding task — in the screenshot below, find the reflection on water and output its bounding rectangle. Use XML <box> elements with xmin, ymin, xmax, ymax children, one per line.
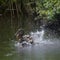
<box><xmin>10</xmin><ymin>38</ymin><xmax>60</xmax><ymax>60</ymax></box>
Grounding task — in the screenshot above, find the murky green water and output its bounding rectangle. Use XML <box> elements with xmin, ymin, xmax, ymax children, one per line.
<box><xmin>0</xmin><ymin>18</ymin><xmax>60</xmax><ymax>60</ymax></box>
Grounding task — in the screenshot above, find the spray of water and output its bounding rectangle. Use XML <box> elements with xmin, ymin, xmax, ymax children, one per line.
<box><xmin>30</xmin><ymin>29</ymin><xmax>55</xmax><ymax>44</ymax></box>
<box><xmin>30</xmin><ymin>29</ymin><xmax>44</xmax><ymax>43</ymax></box>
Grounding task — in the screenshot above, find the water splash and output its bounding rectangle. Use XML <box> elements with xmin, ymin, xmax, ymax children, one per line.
<box><xmin>30</xmin><ymin>29</ymin><xmax>57</xmax><ymax>45</ymax></box>
<box><xmin>30</xmin><ymin>29</ymin><xmax>44</xmax><ymax>43</ymax></box>
<box><xmin>14</xmin><ymin>28</ymin><xmax>57</xmax><ymax>47</ymax></box>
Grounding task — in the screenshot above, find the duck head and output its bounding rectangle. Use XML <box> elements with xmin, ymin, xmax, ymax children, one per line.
<box><xmin>15</xmin><ymin>29</ymin><xmax>24</xmax><ymax>40</ymax></box>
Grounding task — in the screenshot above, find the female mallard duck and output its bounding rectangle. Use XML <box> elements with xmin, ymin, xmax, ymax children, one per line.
<box><xmin>15</xmin><ymin>29</ymin><xmax>33</xmax><ymax>47</ymax></box>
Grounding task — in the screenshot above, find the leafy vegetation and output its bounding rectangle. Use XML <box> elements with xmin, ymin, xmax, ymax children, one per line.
<box><xmin>0</xmin><ymin>0</ymin><xmax>60</xmax><ymax>18</ymax></box>
<box><xmin>36</xmin><ymin>0</ymin><xmax>60</xmax><ymax>20</ymax></box>
<box><xmin>0</xmin><ymin>0</ymin><xmax>60</xmax><ymax>30</ymax></box>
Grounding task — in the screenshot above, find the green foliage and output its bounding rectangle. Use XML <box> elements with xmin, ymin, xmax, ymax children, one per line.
<box><xmin>0</xmin><ymin>0</ymin><xmax>60</xmax><ymax>21</ymax></box>
<box><xmin>36</xmin><ymin>0</ymin><xmax>60</xmax><ymax>20</ymax></box>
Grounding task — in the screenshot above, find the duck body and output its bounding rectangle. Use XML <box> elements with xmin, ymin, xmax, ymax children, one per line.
<box><xmin>23</xmin><ymin>35</ymin><xmax>33</xmax><ymax>44</ymax></box>
<box><xmin>15</xmin><ymin>29</ymin><xmax>33</xmax><ymax>47</ymax></box>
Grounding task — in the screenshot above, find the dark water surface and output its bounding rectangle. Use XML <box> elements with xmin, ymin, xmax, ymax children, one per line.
<box><xmin>0</xmin><ymin>19</ymin><xmax>60</xmax><ymax>60</ymax></box>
